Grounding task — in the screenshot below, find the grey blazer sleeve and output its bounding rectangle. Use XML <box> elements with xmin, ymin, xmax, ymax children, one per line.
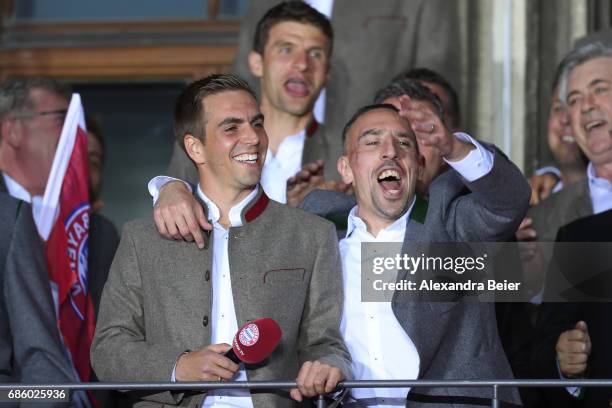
<box><xmin>296</xmin><ymin>222</ymin><xmax>352</xmax><ymax>379</ymax></box>
<box><xmin>432</xmin><ymin>147</ymin><xmax>531</xmax><ymax>242</ymax></box>
<box><xmin>91</xmin><ymin>225</ymin><xmax>187</xmax><ymax>405</ymax></box>
<box><xmin>0</xmin><ymin>197</ymin><xmax>74</xmax><ymax>385</ymax></box>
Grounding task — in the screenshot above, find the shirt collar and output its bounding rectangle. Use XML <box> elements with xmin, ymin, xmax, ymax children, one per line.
<box><xmin>196</xmin><ymin>185</ymin><xmax>260</xmax><ymax>228</ymax></box>
<box><xmin>587</xmin><ymin>162</ymin><xmax>612</xmax><ymax>189</ymax></box>
<box><xmin>345</xmin><ymin>196</ymin><xmax>416</xmax><ymax>239</ymax></box>
<box><xmin>3</xmin><ymin>173</ymin><xmax>33</xmax><ymax>203</ymax></box>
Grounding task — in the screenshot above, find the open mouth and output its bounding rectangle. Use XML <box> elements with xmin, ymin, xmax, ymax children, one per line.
<box><xmin>561</xmin><ymin>135</ymin><xmax>576</xmax><ymax>144</ymax></box>
<box><xmin>585</xmin><ymin>119</ymin><xmax>606</xmax><ymax>133</ymax></box>
<box><xmin>233</xmin><ymin>153</ymin><xmax>259</xmax><ymax>165</ymax></box>
<box><xmin>284</xmin><ymin>78</ymin><xmax>309</xmax><ymax>97</ymax></box>
<box><xmin>377</xmin><ymin>168</ymin><xmax>403</xmax><ymax>196</ymax></box>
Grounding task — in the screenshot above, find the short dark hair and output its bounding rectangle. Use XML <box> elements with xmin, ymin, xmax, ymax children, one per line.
<box><xmin>342</xmin><ymin>103</ymin><xmax>400</xmax><ymax>144</ymax></box>
<box><xmin>253</xmin><ymin>1</ymin><xmax>333</xmax><ymax>55</ymax></box>
<box><xmin>394</xmin><ymin>68</ymin><xmax>460</xmax><ymax>128</ymax></box>
<box><xmin>174</xmin><ymin>73</ymin><xmax>256</xmax><ymax>151</ymax></box>
<box><xmin>373</xmin><ymin>78</ymin><xmax>445</xmax><ymax>121</ymax></box>
<box><xmin>0</xmin><ymin>77</ymin><xmax>71</xmax><ymax>122</ymax></box>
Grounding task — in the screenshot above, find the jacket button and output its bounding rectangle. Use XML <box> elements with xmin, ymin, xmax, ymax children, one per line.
<box><xmin>205</xmin><ymin>270</ymin><xmax>210</xmax><ymax>281</ymax></box>
<box><xmin>202</xmin><ymin>315</ymin><xmax>209</xmax><ymax>327</ymax></box>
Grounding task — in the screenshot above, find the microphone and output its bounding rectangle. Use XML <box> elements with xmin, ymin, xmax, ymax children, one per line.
<box><xmin>224</xmin><ymin>317</ymin><xmax>282</xmax><ymax>364</ymax></box>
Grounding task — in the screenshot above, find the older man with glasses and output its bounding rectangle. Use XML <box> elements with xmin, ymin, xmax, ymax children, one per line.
<box><xmin>0</xmin><ymin>78</ymin><xmax>70</xmax><ymax>209</ymax></box>
<box><xmin>0</xmin><ymin>78</ymin><xmax>120</xmax><ymax>407</ymax></box>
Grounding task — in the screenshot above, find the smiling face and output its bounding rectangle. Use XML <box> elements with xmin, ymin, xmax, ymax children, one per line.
<box><xmin>187</xmin><ymin>90</ymin><xmax>268</xmax><ymax>197</ymax></box>
<box><xmin>566</xmin><ymin>57</ymin><xmax>612</xmax><ymax>168</ymax></box>
<box><xmin>338</xmin><ymin>108</ymin><xmax>422</xmax><ymax>224</ymax></box>
<box><xmin>249</xmin><ymin>21</ymin><xmax>330</xmax><ymax>118</ymax></box>
<box><xmin>548</xmin><ymin>86</ymin><xmax>582</xmax><ymax>167</ymax></box>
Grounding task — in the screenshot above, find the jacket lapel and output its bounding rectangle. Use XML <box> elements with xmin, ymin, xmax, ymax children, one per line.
<box><xmin>572</xmin><ymin>180</ymin><xmax>593</xmax><ymax>219</ymax></box>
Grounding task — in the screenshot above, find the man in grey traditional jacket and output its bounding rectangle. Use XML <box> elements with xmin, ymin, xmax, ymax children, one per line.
<box><xmin>91</xmin><ymin>74</ymin><xmax>351</xmax><ymax>408</ymax></box>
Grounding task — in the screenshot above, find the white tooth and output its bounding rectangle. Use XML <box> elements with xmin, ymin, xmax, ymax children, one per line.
<box><xmin>378</xmin><ymin>169</ymin><xmax>400</xmax><ymax>180</ymax></box>
<box><xmin>235</xmin><ymin>154</ymin><xmax>258</xmax><ymax>162</ymax></box>
<box><xmin>562</xmin><ymin>135</ymin><xmax>576</xmax><ymax>143</ymax></box>
<box><xmin>586</xmin><ymin>120</ymin><xmax>604</xmax><ymax>131</ymax></box>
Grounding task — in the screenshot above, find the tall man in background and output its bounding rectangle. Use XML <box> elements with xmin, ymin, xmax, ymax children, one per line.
<box><xmin>232</xmin><ymin>0</ymin><xmax>459</xmax><ymax>158</ymax></box>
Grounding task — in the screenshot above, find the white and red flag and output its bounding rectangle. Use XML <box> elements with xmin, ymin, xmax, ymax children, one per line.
<box><xmin>35</xmin><ymin>93</ymin><xmax>95</xmax><ymax>387</ymax></box>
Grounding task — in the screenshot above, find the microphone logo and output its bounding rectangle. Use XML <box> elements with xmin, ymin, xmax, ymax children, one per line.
<box><xmin>238</xmin><ymin>323</ymin><xmax>260</xmax><ymax>346</ymax></box>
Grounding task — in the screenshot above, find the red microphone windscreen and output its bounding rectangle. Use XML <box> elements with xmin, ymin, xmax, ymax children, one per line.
<box><xmin>231</xmin><ymin>317</ymin><xmax>282</xmax><ymax>364</ymax></box>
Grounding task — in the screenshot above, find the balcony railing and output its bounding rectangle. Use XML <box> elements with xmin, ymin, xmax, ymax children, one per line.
<box><xmin>3</xmin><ymin>379</ymin><xmax>612</xmax><ymax>408</ymax></box>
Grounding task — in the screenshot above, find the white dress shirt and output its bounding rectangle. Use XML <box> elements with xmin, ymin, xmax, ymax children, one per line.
<box><xmin>339</xmin><ymin>134</ymin><xmax>493</xmax><ymax>406</ymax></box>
<box><xmin>2</xmin><ymin>173</ymin><xmax>45</xmax><ymax>225</ymax></box>
<box><xmin>587</xmin><ymin>162</ymin><xmax>612</xmax><ymax>215</ymax></box>
<box><xmin>340</xmin><ymin>202</ymin><xmax>419</xmax><ymax>407</ymax></box>
<box><xmin>261</xmin><ymin>129</ymin><xmax>305</xmax><ymax>203</ymax></box>
<box><xmin>199</xmin><ymin>185</ymin><xmax>256</xmax><ymax>408</ymax></box>
<box><xmin>171</xmin><ymin>186</ymin><xmax>258</xmax><ymax>408</ymax></box>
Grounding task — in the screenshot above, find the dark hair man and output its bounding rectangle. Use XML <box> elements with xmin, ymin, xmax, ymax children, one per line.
<box><xmin>298</xmin><ymin>95</ymin><xmax>528</xmax><ymax>405</ymax></box>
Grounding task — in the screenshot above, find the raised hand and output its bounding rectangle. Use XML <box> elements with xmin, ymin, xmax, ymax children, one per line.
<box><xmin>286</xmin><ymin>160</ymin><xmax>350</xmax><ymax>207</ymax></box>
<box><xmin>398</xmin><ymin>95</ymin><xmax>474</xmax><ymax>161</ymax></box>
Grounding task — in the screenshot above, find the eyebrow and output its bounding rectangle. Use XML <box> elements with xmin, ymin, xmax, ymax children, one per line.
<box><xmin>359</xmin><ymin>128</ymin><xmax>383</xmax><ymax>139</ymax></box>
<box><xmin>217</xmin><ymin>117</ymin><xmax>245</xmax><ymax>128</ymax></box>
<box><xmin>273</xmin><ymin>40</ymin><xmax>295</xmax><ymax>48</ymax></box>
<box><xmin>588</xmin><ymin>78</ymin><xmax>610</xmax><ymax>88</ymax></box>
<box><xmin>217</xmin><ymin>113</ymin><xmax>264</xmax><ymax>128</ymax></box>
<box><xmin>358</xmin><ymin>128</ymin><xmax>413</xmax><ymax>140</ymax></box>
<box><xmin>568</xmin><ymin>78</ymin><xmax>611</xmax><ymax>98</ymax></box>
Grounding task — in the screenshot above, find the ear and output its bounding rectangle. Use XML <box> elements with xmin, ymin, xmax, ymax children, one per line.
<box><xmin>184</xmin><ymin>134</ymin><xmax>206</xmax><ymax>166</ymax></box>
<box><xmin>248</xmin><ymin>51</ymin><xmax>264</xmax><ymax>78</ymax></box>
<box><xmin>337</xmin><ymin>155</ymin><xmax>354</xmax><ymax>185</ymax></box>
<box><xmin>1</xmin><ymin>118</ymin><xmax>23</xmax><ymax>148</ymax></box>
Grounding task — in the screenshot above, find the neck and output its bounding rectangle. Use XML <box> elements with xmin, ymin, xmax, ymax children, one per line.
<box><xmin>260</xmin><ymin>98</ymin><xmax>312</xmax><ymax>156</ymax></box>
<box><xmin>199</xmin><ymin>178</ymin><xmax>255</xmax><ymax>228</ymax></box>
<box><xmin>356</xmin><ymin>208</ymin><xmax>396</xmax><ymax>238</ymax></box>
<box><xmin>592</xmin><ymin>161</ymin><xmax>612</xmax><ymax>182</ymax></box>
<box><xmin>0</xmin><ymin>153</ymin><xmax>43</xmax><ymax>196</ymax></box>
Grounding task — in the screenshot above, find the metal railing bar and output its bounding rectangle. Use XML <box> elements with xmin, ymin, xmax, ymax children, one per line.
<box><xmin>2</xmin><ymin>379</ymin><xmax>612</xmax><ymax>391</ymax></box>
